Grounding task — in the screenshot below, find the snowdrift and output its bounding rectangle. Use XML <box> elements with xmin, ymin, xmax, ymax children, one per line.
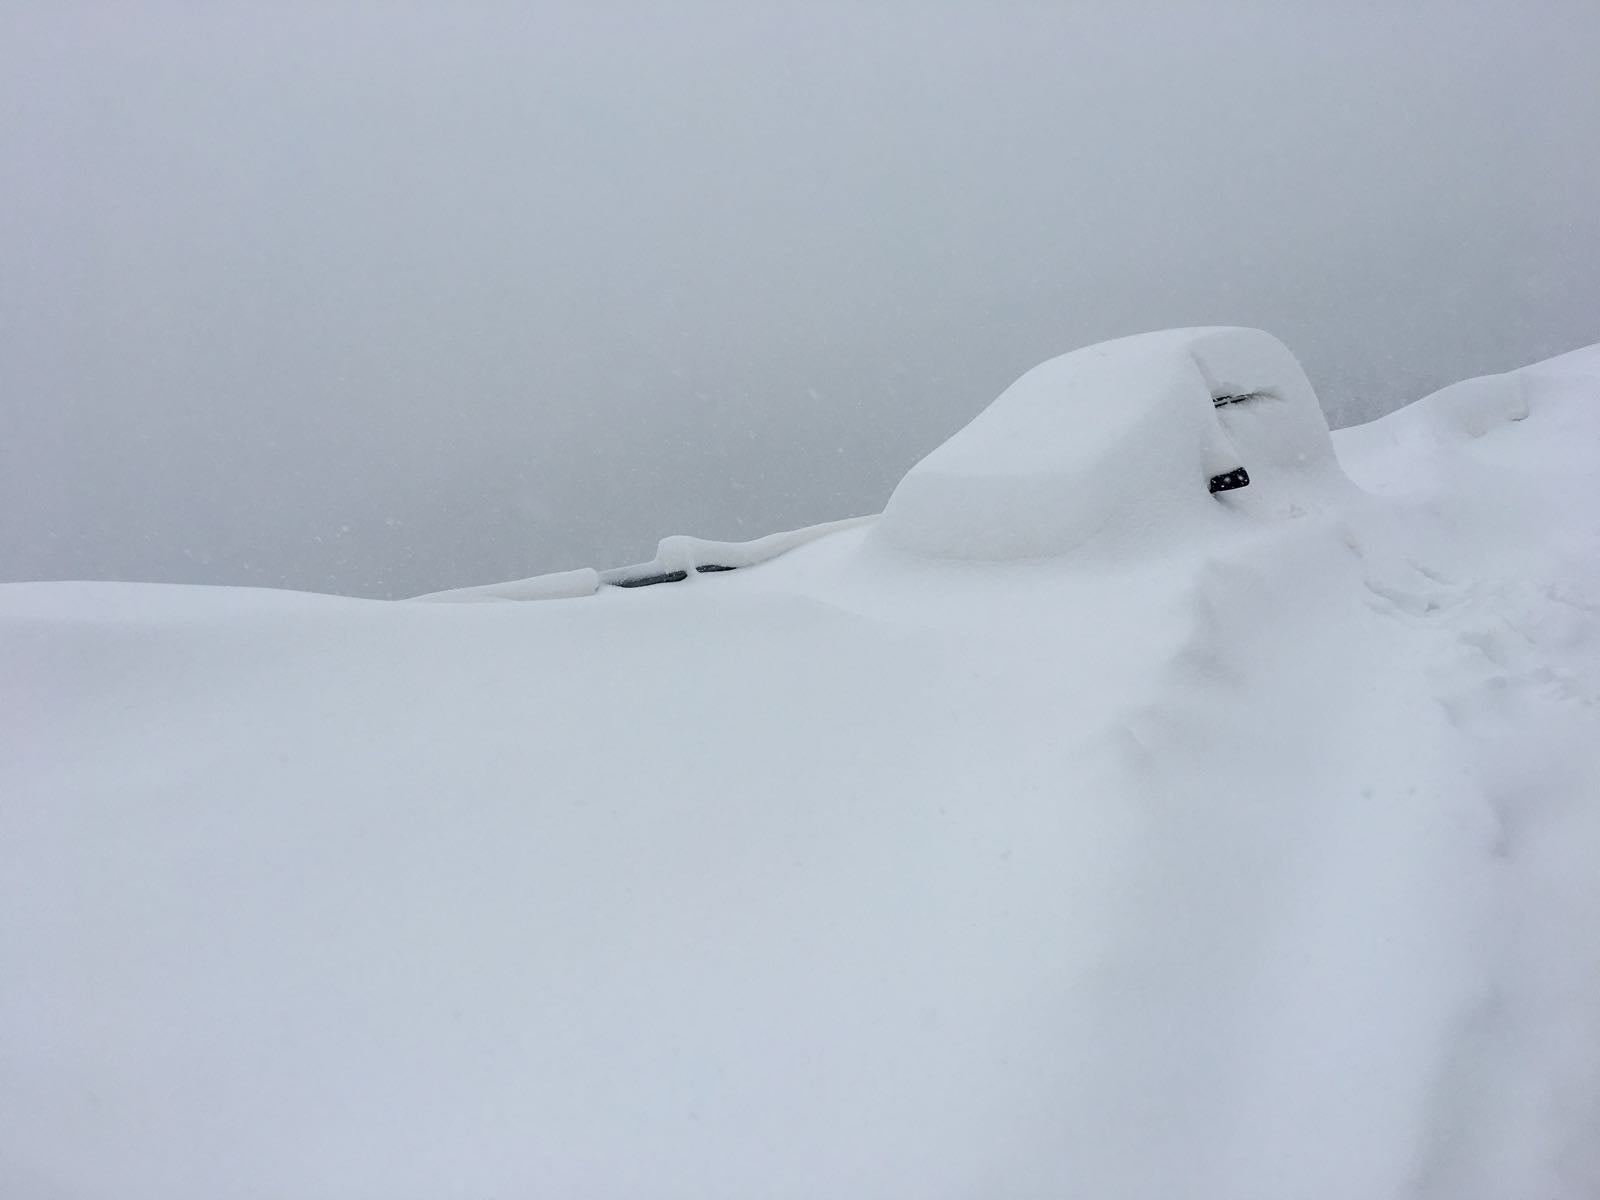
<box><xmin>4</xmin><ymin>331</ymin><xmax>1599</xmax><ymax>1200</ymax></box>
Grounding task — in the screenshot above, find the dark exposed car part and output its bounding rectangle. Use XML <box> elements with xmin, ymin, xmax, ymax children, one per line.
<box><xmin>1209</xmin><ymin>467</ymin><xmax>1251</xmax><ymax>494</ymax></box>
<box><xmin>611</xmin><ymin>563</ymin><xmax>737</xmax><ymax>589</ymax></box>
<box><xmin>1212</xmin><ymin>391</ymin><xmax>1272</xmax><ymax>408</ymax></box>
<box><xmin>1209</xmin><ymin>391</ymin><xmax>1261</xmax><ymax>492</ymax></box>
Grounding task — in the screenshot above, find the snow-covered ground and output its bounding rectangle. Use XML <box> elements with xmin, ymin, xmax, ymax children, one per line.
<box><xmin>4</xmin><ymin>331</ymin><xmax>1598</xmax><ymax>1199</ymax></box>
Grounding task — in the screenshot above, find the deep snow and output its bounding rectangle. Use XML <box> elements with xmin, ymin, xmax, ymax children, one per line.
<box><xmin>3</xmin><ymin>332</ymin><xmax>1598</xmax><ymax>1199</ymax></box>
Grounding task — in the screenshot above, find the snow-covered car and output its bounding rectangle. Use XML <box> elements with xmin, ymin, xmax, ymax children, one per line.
<box><xmin>422</xmin><ymin>327</ymin><xmax>1352</xmax><ymax>599</ymax></box>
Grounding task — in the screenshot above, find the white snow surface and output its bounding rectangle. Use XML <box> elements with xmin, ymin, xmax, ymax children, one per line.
<box><xmin>4</xmin><ymin>332</ymin><xmax>1600</xmax><ymax>1199</ymax></box>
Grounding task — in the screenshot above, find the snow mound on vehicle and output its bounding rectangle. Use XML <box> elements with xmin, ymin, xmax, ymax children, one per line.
<box><xmin>875</xmin><ymin>327</ymin><xmax>1345</xmax><ymax>561</ymax></box>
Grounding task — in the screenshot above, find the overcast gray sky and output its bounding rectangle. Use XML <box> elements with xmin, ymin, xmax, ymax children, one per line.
<box><xmin>4</xmin><ymin>1</ymin><xmax>1597</xmax><ymax>598</ymax></box>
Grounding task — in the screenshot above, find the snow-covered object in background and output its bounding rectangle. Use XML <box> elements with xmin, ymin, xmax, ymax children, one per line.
<box><xmin>1335</xmin><ymin>364</ymin><xmax>1540</xmax><ymax>502</ymax></box>
<box><xmin>877</xmin><ymin>326</ymin><xmax>1347</xmax><ymax>561</ymax></box>
<box><xmin>596</xmin><ymin>516</ymin><xmax>872</xmax><ymax>587</ymax></box>
<box><xmin>413</xmin><ymin>517</ymin><xmax>871</xmax><ymax>600</ymax></box>
<box><xmin>1415</xmin><ymin>370</ymin><xmax>1529</xmax><ymax>441</ymax></box>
